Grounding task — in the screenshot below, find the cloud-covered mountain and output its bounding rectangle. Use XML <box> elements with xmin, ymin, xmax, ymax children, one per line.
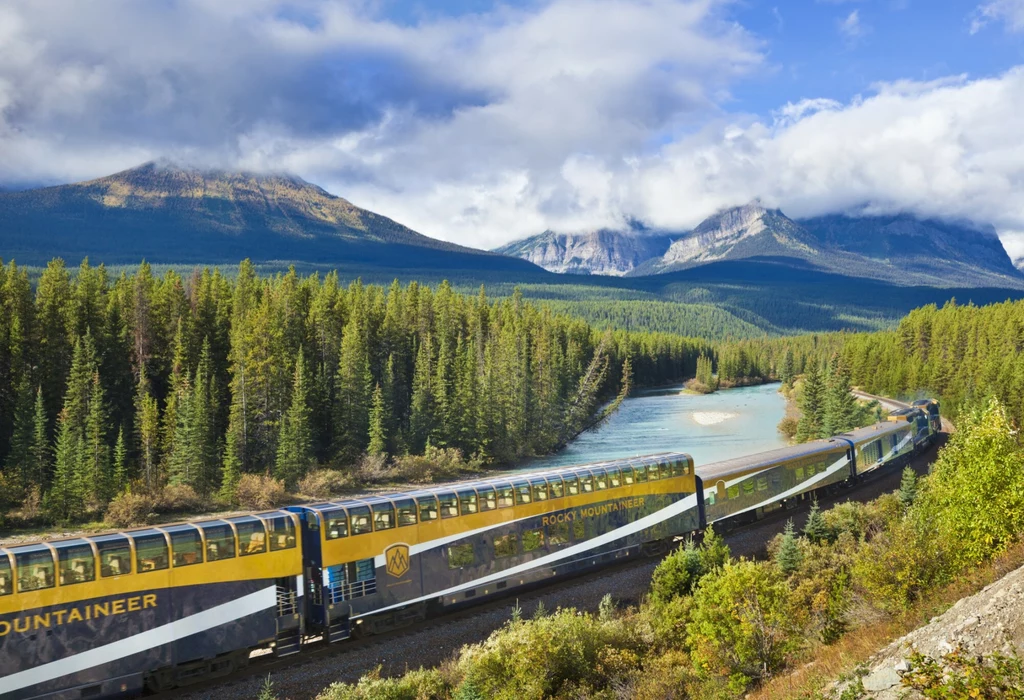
<box><xmin>501</xmin><ymin>201</ymin><xmax>1024</xmax><ymax>288</ymax></box>
<box><xmin>493</xmin><ymin>227</ymin><xmax>674</xmax><ymax>276</ymax></box>
<box><xmin>0</xmin><ymin>162</ymin><xmax>541</xmax><ymax>273</ymax></box>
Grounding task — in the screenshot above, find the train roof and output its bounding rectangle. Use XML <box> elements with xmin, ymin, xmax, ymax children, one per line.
<box><xmin>301</xmin><ymin>452</ymin><xmax>693</xmax><ymax>514</ymax></box>
<box><xmin>839</xmin><ymin>421</ymin><xmax>910</xmax><ymax>443</ymax></box>
<box><xmin>696</xmin><ymin>440</ymin><xmax>844</xmax><ymax>482</ymax></box>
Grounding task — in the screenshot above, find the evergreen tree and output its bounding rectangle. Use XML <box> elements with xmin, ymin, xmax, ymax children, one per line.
<box><xmin>796</xmin><ymin>360</ymin><xmax>826</xmax><ymax>443</ymax></box>
<box><xmin>84</xmin><ymin>373</ymin><xmax>111</xmax><ymax>506</ymax></box>
<box><xmin>28</xmin><ymin>387</ymin><xmax>50</xmax><ymax>489</ymax></box>
<box><xmin>698</xmin><ymin>524</ymin><xmax>731</xmax><ymax>573</ymax></box>
<box><xmin>367</xmin><ymin>383</ymin><xmax>388</xmax><ymax>457</ymax></box>
<box><xmin>335</xmin><ymin>314</ymin><xmax>372</xmax><ymax>460</ymax></box>
<box><xmin>46</xmin><ymin>416</ymin><xmax>82</xmax><ymax>522</ymax></box>
<box><xmin>775</xmin><ymin>519</ymin><xmax>802</xmax><ymax>575</ymax></box>
<box><xmin>167</xmin><ymin>374</ymin><xmax>199</xmax><ymax>488</ymax></box>
<box><xmin>781</xmin><ymin>349</ymin><xmax>795</xmax><ymax>389</ymax></box>
<box><xmin>275</xmin><ymin>351</ymin><xmax>313</xmax><ymax>489</ymax></box>
<box><xmin>409</xmin><ymin>334</ymin><xmax>435</xmax><ymax>453</ymax></box>
<box><xmin>3</xmin><ymin>380</ymin><xmax>35</xmax><ymax>493</ymax></box>
<box><xmin>803</xmin><ymin>499</ymin><xmax>828</xmax><ymax>544</ymax></box>
<box><xmin>823</xmin><ymin>353</ymin><xmax>859</xmax><ymax>436</ymax></box>
<box><xmin>898</xmin><ymin>466</ymin><xmax>919</xmax><ymax>509</ymax></box>
<box><xmin>112</xmin><ymin>426</ymin><xmax>128</xmax><ymax>493</ymax></box>
<box><xmin>134</xmin><ymin>366</ymin><xmax>161</xmax><ymax>490</ymax></box>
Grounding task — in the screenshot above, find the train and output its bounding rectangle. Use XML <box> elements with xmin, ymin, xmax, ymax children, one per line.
<box><xmin>0</xmin><ymin>400</ymin><xmax>939</xmax><ymax>699</ymax></box>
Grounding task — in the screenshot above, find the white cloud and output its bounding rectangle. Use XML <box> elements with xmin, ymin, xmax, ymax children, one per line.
<box><xmin>971</xmin><ymin>0</ymin><xmax>1024</xmax><ymax>33</ymax></box>
<box><xmin>838</xmin><ymin>9</ymin><xmax>869</xmax><ymax>41</ymax></box>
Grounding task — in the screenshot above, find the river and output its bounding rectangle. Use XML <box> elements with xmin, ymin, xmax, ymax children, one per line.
<box><xmin>518</xmin><ymin>382</ymin><xmax>788</xmax><ymax>471</ymax></box>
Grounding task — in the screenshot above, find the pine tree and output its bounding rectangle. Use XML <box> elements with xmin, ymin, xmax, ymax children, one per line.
<box><xmin>4</xmin><ymin>379</ymin><xmax>36</xmax><ymax>494</ymax></box>
<box><xmin>775</xmin><ymin>519</ymin><xmax>803</xmax><ymax>575</ymax></box>
<box><xmin>409</xmin><ymin>334</ymin><xmax>435</xmax><ymax>453</ymax></box>
<box><xmin>335</xmin><ymin>314</ymin><xmax>372</xmax><ymax>460</ymax></box>
<box><xmin>796</xmin><ymin>360</ymin><xmax>826</xmax><ymax>443</ymax></box>
<box><xmin>28</xmin><ymin>387</ymin><xmax>50</xmax><ymax>489</ymax></box>
<box><xmin>275</xmin><ymin>351</ymin><xmax>313</xmax><ymax>489</ymax></box>
<box><xmin>112</xmin><ymin>426</ymin><xmax>128</xmax><ymax>493</ymax></box>
<box><xmin>84</xmin><ymin>373</ymin><xmax>111</xmax><ymax>506</ymax></box>
<box><xmin>367</xmin><ymin>383</ymin><xmax>388</xmax><ymax>457</ymax></box>
<box><xmin>823</xmin><ymin>353</ymin><xmax>859</xmax><ymax>436</ymax></box>
<box><xmin>898</xmin><ymin>466</ymin><xmax>919</xmax><ymax>509</ymax></box>
<box><xmin>46</xmin><ymin>414</ymin><xmax>83</xmax><ymax>522</ymax></box>
<box><xmin>803</xmin><ymin>499</ymin><xmax>828</xmax><ymax>544</ymax></box>
<box><xmin>134</xmin><ymin>365</ymin><xmax>161</xmax><ymax>490</ymax></box>
<box><xmin>698</xmin><ymin>524</ymin><xmax>731</xmax><ymax>572</ymax></box>
<box><xmin>192</xmin><ymin>340</ymin><xmax>220</xmax><ymax>495</ymax></box>
<box><xmin>167</xmin><ymin>374</ymin><xmax>198</xmax><ymax>488</ymax></box>
<box><xmin>781</xmin><ymin>349</ymin><xmax>795</xmax><ymax>389</ymax></box>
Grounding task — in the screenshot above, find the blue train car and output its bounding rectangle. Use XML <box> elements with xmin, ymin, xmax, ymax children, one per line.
<box><xmin>0</xmin><ymin>512</ymin><xmax>303</xmax><ymax>699</ymax></box>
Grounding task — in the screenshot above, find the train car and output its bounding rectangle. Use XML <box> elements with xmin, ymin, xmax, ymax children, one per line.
<box><xmin>289</xmin><ymin>452</ymin><xmax>697</xmax><ymax>641</ymax></box>
<box><xmin>0</xmin><ymin>511</ymin><xmax>303</xmax><ymax>699</ymax></box>
<box><xmin>841</xmin><ymin>421</ymin><xmax>916</xmax><ymax>476</ymax></box>
<box><xmin>887</xmin><ymin>407</ymin><xmax>933</xmax><ymax>447</ymax></box>
<box><xmin>698</xmin><ymin>440</ymin><xmax>853</xmax><ymax>526</ymax></box>
<box><xmin>912</xmin><ymin>399</ymin><xmax>942</xmax><ymax>435</ymax></box>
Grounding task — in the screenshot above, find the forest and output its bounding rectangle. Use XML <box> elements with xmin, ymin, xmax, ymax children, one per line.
<box><xmin>0</xmin><ymin>258</ymin><xmax>708</xmax><ymax>525</ymax></box>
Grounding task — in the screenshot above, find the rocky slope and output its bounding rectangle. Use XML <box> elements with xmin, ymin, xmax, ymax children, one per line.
<box><xmin>0</xmin><ymin>162</ymin><xmax>540</xmax><ymax>272</ymax></box>
<box><xmin>830</xmin><ymin>562</ymin><xmax>1024</xmax><ymax>698</ymax></box>
<box><xmin>494</xmin><ymin>228</ymin><xmax>673</xmax><ymax>275</ymax></box>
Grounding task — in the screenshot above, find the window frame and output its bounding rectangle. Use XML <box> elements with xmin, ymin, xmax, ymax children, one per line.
<box><xmin>564</xmin><ymin>475</ymin><xmax>580</xmax><ymax>496</ymax></box>
<box><xmin>324</xmin><ymin>508</ymin><xmax>349</xmax><ymax>540</ymax></box>
<box><xmin>634</xmin><ymin>465</ymin><xmax>648</xmax><ymax>483</ymax></box>
<box><xmin>265</xmin><ymin>515</ymin><xmax>298</xmax><ymax>551</ymax></box>
<box><xmin>494</xmin><ymin>533</ymin><xmax>518</xmax><ymax>558</ymax></box>
<box><xmin>437</xmin><ymin>493</ymin><xmax>459</xmax><ymax>519</ymax></box>
<box><xmin>14</xmin><ymin>547</ymin><xmax>55</xmax><ymax>593</ymax></box>
<box><xmin>55</xmin><ymin>540</ymin><xmax>96</xmax><ymax>586</ymax></box>
<box><xmin>0</xmin><ymin>552</ymin><xmax>11</xmax><ymax>596</ymax></box>
<box><xmin>168</xmin><ymin>526</ymin><xmax>204</xmax><ymax>568</ymax></box>
<box><xmin>579</xmin><ymin>472</ymin><xmax>594</xmax><ymax>493</ymax></box>
<box><xmin>232</xmin><ymin>517</ymin><xmax>268</xmax><ymax>556</ymax></box>
<box><xmin>647</xmin><ymin>463</ymin><xmax>661</xmax><ymax>480</ymax></box>
<box><xmin>395</xmin><ymin>499</ymin><xmax>418</xmax><ymax>527</ymax></box>
<box><xmin>593</xmin><ymin>469</ymin><xmax>608</xmax><ymax>490</ymax></box>
<box><xmin>607</xmin><ymin>468</ymin><xmax>621</xmax><ymax>488</ymax></box>
<box><xmin>372</xmin><ymin>503</ymin><xmax>396</xmax><ymax>531</ymax></box>
<box><xmin>496</xmin><ymin>484</ymin><xmax>515</xmax><ymax>508</ymax></box>
<box><xmin>348</xmin><ymin>505</ymin><xmax>373</xmax><ymax>535</ymax></box>
<box><xmin>548</xmin><ymin>477</ymin><xmax>564</xmax><ymax>499</ymax></box>
<box><xmin>200</xmin><ymin>521</ymin><xmax>237</xmax><ymax>562</ymax></box>
<box><xmin>621</xmin><ymin>467</ymin><xmax>635</xmax><ymax>485</ymax></box>
<box><xmin>513</xmin><ymin>481</ymin><xmax>532</xmax><ymax>505</ymax></box>
<box><xmin>522</xmin><ymin>528</ymin><xmax>545</xmax><ymax>552</ymax></box>
<box><xmin>131</xmin><ymin>531</ymin><xmax>170</xmax><ymax>573</ymax></box>
<box><xmin>417</xmin><ymin>495</ymin><xmax>439</xmax><ymax>522</ymax></box>
<box><xmin>477</xmin><ymin>486</ymin><xmax>497</xmax><ymax>512</ymax></box>
<box><xmin>95</xmin><ymin>535</ymin><xmax>133</xmax><ymax>577</ymax></box>
<box><xmin>446</xmin><ymin>543</ymin><xmax>474</xmax><ymax>569</ymax></box>
<box><xmin>530</xmin><ymin>479</ymin><xmax>549</xmax><ymax>502</ymax></box>
<box><xmin>458</xmin><ymin>490</ymin><xmax>479</xmax><ymax>516</ymax></box>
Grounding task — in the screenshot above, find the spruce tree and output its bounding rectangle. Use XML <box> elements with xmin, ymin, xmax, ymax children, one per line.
<box><xmin>775</xmin><ymin>519</ymin><xmax>803</xmax><ymax>575</ymax></box>
<box><xmin>367</xmin><ymin>383</ymin><xmax>388</xmax><ymax>457</ymax></box>
<box><xmin>134</xmin><ymin>365</ymin><xmax>161</xmax><ymax>490</ymax></box>
<box><xmin>803</xmin><ymin>499</ymin><xmax>828</xmax><ymax>544</ymax></box>
<box><xmin>275</xmin><ymin>352</ymin><xmax>313</xmax><ymax>489</ymax></box>
<box><xmin>84</xmin><ymin>373</ymin><xmax>111</xmax><ymax>506</ymax></box>
<box><xmin>898</xmin><ymin>466</ymin><xmax>919</xmax><ymax>509</ymax></box>
<box><xmin>4</xmin><ymin>380</ymin><xmax>35</xmax><ymax>493</ymax></box>
<box><xmin>796</xmin><ymin>360</ymin><xmax>826</xmax><ymax>442</ymax></box>
<box><xmin>167</xmin><ymin>374</ymin><xmax>198</xmax><ymax>488</ymax></box>
<box><xmin>28</xmin><ymin>387</ymin><xmax>50</xmax><ymax>490</ymax></box>
<box><xmin>781</xmin><ymin>349</ymin><xmax>795</xmax><ymax>389</ymax></box>
<box><xmin>46</xmin><ymin>414</ymin><xmax>83</xmax><ymax>522</ymax></box>
<box><xmin>698</xmin><ymin>524</ymin><xmax>731</xmax><ymax>572</ymax></box>
<box><xmin>112</xmin><ymin>426</ymin><xmax>128</xmax><ymax>493</ymax></box>
<box><xmin>823</xmin><ymin>353</ymin><xmax>859</xmax><ymax>436</ymax></box>
<box><xmin>335</xmin><ymin>314</ymin><xmax>372</xmax><ymax>460</ymax></box>
<box><xmin>409</xmin><ymin>334</ymin><xmax>435</xmax><ymax>453</ymax></box>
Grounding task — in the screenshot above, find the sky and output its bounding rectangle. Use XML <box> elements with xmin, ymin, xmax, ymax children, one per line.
<box><xmin>2</xmin><ymin>0</ymin><xmax>1024</xmax><ymax>254</ymax></box>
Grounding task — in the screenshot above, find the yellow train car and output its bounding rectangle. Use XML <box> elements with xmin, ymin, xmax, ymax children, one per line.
<box><xmin>0</xmin><ymin>511</ymin><xmax>302</xmax><ymax>699</ymax></box>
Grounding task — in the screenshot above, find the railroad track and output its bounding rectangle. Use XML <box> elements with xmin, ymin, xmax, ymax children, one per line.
<box><xmin>167</xmin><ymin>431</ymin><xmax>948</xmax><ymax>700</ymax></box>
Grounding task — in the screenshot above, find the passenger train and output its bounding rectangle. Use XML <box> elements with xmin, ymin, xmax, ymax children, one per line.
<box><xmin>0</xmin><ymin>401</ymin><xmax>939</xmax><ymax>699</ymax></box>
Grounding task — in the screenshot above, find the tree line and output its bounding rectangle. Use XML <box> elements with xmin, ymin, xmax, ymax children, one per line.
<box><xmin>0</xmin><ymin>258</ymin><xmax>709</xmax><ymax>522</ymax></box>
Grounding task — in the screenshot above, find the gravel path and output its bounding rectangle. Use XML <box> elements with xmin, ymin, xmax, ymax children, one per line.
<box><xmin>174</xmin><ymin>434</ymin><xmax>946</xmax><ymax>700</ymax></box>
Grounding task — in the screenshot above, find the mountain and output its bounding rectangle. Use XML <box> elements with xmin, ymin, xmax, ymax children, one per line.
<box><xmin>0</xmin><ymin>162</ymin><xmax>542</xmax><ymax>273</ymax></box>
<box><xmin>493</xmin><ymin>227</ymin><xmax>674</xmax><ymax>275</ymax></box>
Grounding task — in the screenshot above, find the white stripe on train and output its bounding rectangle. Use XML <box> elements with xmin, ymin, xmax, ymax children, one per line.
<box><xmin>0</xmin><ymin>586</ymin><xmax>277</xmax><ymax>696</ymax></box>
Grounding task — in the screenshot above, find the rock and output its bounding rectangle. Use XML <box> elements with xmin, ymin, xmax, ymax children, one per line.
<box><xmin>862</xmin><ymin>666</ymin><xmax>901</xmax><ymax>692</ymax></box>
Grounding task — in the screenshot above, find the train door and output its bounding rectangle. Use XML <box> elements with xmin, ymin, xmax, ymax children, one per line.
<box><xmin>286</xmin><ymin>507</ymin><xmax>326</xmax><ymax>634</ymax></box>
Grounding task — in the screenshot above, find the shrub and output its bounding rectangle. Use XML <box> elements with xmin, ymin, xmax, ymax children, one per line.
<box><xmin>850</xmin><ymin>515</ymin><xmax>948</xmax><ymax>611</ymax></box>
<box><xmin>777</xmin><ymin>415</ymin><xmax>799</xmax><ymax>440</ymax></box>
<box><xmin>392</xmin><ymin>446</ymin><xmax>486</xmax><ymax>483</ymax></box>
<box><xmin>105</xmin><ymin>491</ymin><xmax>157</xmax><ymax>528</ymax></box>
<box><xmin>687</xmin><ymin>560</ymin><xmax>802</xmax><ymax>687</ymax></box>
<box><xmin>235</xmin><ymin>474</ymin><xmax>287</xmax><ymax>510</ymax></box>
<box><xmin>353</xmin><ymin>453</ymin><xmax>395</xmax><ymax>483</ymax></box>
<box><xmin>317</xmin><ymin>667</ymin><xmax>451</xmax><ymax>700</ymax></box>
<box><xmin>650</xmin><ymin>539</ymin><xmax>704</xmax><ymax>604</ymax></box>
<box><xmin>298</xmin><ymin>469</ymin><xmax>353</xmax><ymax>499</ymax></box>
<box><xmin>155</xmin><ymin>484</ymin><xmax>205</xmax><ymax>513</ymax></box>
<box><xmin>902</xmin><ymin>647</ymin><xmax>1024</xmax><ymax>698</ymax></box>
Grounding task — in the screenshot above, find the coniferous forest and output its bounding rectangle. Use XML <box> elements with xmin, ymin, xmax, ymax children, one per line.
<box><xmin>0</xmin><ymin>258</ymin><xmax>707</xmax><ymax>524</ymax></box>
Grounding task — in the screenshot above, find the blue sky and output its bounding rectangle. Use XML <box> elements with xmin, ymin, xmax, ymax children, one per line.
<box><xmin>1</xmin><ymin>0</ymin><xmax>1024</xmax><ymax>252</ymax></box>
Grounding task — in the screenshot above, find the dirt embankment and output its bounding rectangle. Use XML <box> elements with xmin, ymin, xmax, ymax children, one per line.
<box><xmin>831</xmin><ymin>562</ymin><xmax>1024</xmax><ymax>698</ymax></box>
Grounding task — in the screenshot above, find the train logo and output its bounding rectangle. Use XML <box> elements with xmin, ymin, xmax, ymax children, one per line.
<box><xmin>385</xmin><ymin>543</ymin><xmax>410</xmax><ymax>578</ymax></box>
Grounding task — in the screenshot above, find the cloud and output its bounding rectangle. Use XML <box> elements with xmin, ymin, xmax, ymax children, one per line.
<box><xmin>838</xmin><ymin>9</ymin><xmax>869</xmax><ymax>41</ymax></box>
<box><xmin>971</xmin><ymin>0</ymin><xmax>1024</xmax><ymax>33</ymax></box>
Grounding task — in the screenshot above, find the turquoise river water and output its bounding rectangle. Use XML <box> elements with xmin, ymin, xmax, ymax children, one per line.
<box><xmin>518</xmin><ymin>382</ymin><xmax>788</xmax><ymax>472</ymax></box>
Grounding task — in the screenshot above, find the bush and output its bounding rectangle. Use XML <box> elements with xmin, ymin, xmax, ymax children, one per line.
<box><xmin>650</xmin><ymin>539</ymin><xmax>704</xmax><ymax>604</ymax></box>
<box><xmin>235</xmin><ymin>474</ymin><xmax>287</xmax><ymax>510</ymax></box>
<box><xmin>155</xmin><ymin>484</ymin><xmax>206</xmax><ymax>513</ymax></box>
<box><xmin>298</xmin><ymin>469</ymin><xmax>353</xmax><ymax>499</ymax></box>
<box><xmin>777</xmin><ymin>415</ymin><xmax>799</xmax><ymax>440</ymax></box>
<box><xmin>392</xmin><ymin>446</ymin><xmax>486</xmax><ymax>483</ymax></box>
<box><xmin>353</xmin><ymin>453</ymin><xmax>395</xmax><ymax>483</ymax></box>
<box><xmin>105</xmin><ymin>491</ymin><xmax>157</xmax><ymax>528</ymax></box>
<box><xmin>317</xmin><ymin>667</ymin><xmax>451</xmax><ymax>700</ymax></box>
<box><xmin>851</xmin><ymin>515</ymin><xmax>949</xmax><ymax>611</ymax></box>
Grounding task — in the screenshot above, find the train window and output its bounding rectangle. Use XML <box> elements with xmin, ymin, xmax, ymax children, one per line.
<box><xmin>373</xmin><ymin>503</ymin><xmax>396</xmax><ymax>531</ymax></box>
<box><xmin>0</xmin><ymin>556</ymin><xmax>10</xmax><ymax>596</ymax></box>
<box><xmin>593</xmin><ymin>471</ymin><xmax>608</xmax><ymax>491</ymax></box>
<box><xmin>235</xmin><ymin>520</ymin><xmax>267</xmax><ymax>556</ymax></box>
<box><xmin>622</xmin><ymin>467</ymin><xmax>635</xmax><ymax>485</ymax></box>
<box><xmin>57</xmin><ymin>542</ymin><xmax>96</xmax><ymax>585</ymax></box>
<box><xmin>459</xmin><ymin>491</ymin><xmax>479</xmax><ymax>515</ymax></box>
<box><xmin>514</xmin><ymin>482</ymin><xmax>532</xmax><ymax>505</ymax></box>
<box><xmin>548</xmin><ymin>478</ymin><xmax>564</xmax><ymax>499</ymax></box>
<box><xmin>579</xmin><ymin>474</ymin><xmax>594</xmax><ymax>493</ymax></box>
<box><xmin>133</xmin><ymin>534</ymin><xmax>169</xmax><ymax>573</ymax></box>
<box><xmin>705</xmin><ymin>491</ymin><xmax>717</xmax><ymax>506</ymax></box>
<box><xmin>523</xmin><ymin>529</ymin><xmax>545</xmax><ymax>552</ymax></box>
<box><xmin>447</xmin><ymin>543</ymin><xmax>474</xmax><ymax>569</ymax></box>
<box><xmin>98</xmin><ymin>538</ymin><xmax>132</xmax><ymax>577</ymax></box>
<box><xmin>494</xmin><ymin>534</ymin><xmax>517</xmax><ymax>558</ymax></box>
<box><xmin>795</xmin><ymin>466</ymin><xmax>805</xmax><ymax>480</ymax></box>
<box><xmin>349</xmin><ymin>506</ymin><xmax>373</xmax><ymax>534</ymax></box>
<box><xmin>267</xmin><ymin>517</ymin><xmax>297</xmax><ymax>550</ymax></box>
<box><xmin>324</xmin><ymin>510</ymin><xmax>349</xmax><ymax>539</ymax></box>
<box><xmin>438</xmin><ymin>493</ymin><xmax>459</xmax><ymax>519</ymax></box>
<box><xmin>756</xmin><ymin>476</ymin><xmax>768</xmax><ymax>492</ymax></box>
<box><xmin>548</xmin><ymin>521</ymin><xmax>570</xmax><ymax>546</ymax></box>
<box><xmin>201</xmin><ymin>524</ymin><xmax>236</xmax><ymax>561</ymax></box>
<box><xmin>496</xmin><ymin>485</ymin><xmax>514</xmax><ymax>508</ymax></box>
<box><xmin>648</xmin><ymin>463</ymin><xmax>661</xmax><ymax>480</ymax></box>
<box><xmin>531</xmin><ymin>480</ymin><xmax>548</xmax><ymax>501</ymax></box>
<box><xmin>395</xmin><ymin>500</ymin><xmax>418</xmax><ymax>527</ymax></box>
<box><xmin>668</xmin><ymin>460</ymin><xmax>683</xmax><ymax>477</ymax></box>
<box><xmin>742</xmin><ymin>480</ymin><xmax>755</xmax><ymax>496</ymax></box>
<box><xmin>478</xmin><ymin>487</ymin><xmax>497</xmax><ymax>512</ymax></box>
<box><xmin>418</xmin><ymin>496</ymin><xmax>439</xmax><ymax>521</ymax></box>
<box><xmin>727</xmin><ymin>485</ymin><xmax>740</xmax><ymax>499</ymax></box>
<box><xmin>170</xmin><ymin>530</ymin><xmax>203</xmax><ymax>567</ymax></box>
<box><xmin>564</xmin><ymin>475</ymin><xmax>580</xmax><ymax>496</ymax></box>
<box><xmin>16</xmin><ymin>550</ymin><xmax>55</xmax><ymax>592</ymax></box>
<box><xmin>634</xmin><ymin>466</ymin><xmax>648</xmax><ymax>483</ymax></box>
<box><xmin>607</xmin><ymin>469</ymin><xmax>621</xmax><ymax>488</ymax></box>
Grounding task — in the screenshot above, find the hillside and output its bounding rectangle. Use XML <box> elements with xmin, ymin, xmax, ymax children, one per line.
<box><xmin>493</xmin><ymin>227</ymin><xmax>673</xmax><ymax>275</ymax></box>
<box><xmin>0</xmin><ymin>162</ymin><xmax>541</xmax><ymax>273</ymax></box>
